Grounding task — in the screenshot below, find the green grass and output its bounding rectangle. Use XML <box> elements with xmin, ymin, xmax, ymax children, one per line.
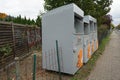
<box><xmin>71</xmin><ymin>34</ymin><xmax>110</xmax><ymax>80</ymax></box>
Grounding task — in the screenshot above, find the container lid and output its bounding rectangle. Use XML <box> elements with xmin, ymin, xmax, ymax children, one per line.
<box><xmin>42</xmin><ymin>3</ymin><xmax>84</xmax><ymax>18</ymax></box>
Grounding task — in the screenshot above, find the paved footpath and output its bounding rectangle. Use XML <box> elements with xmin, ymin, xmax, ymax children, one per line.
<box><xmin>88</xmin><ymin>30</ymin><xmax>120</xmax><ymax>80</ymax></box>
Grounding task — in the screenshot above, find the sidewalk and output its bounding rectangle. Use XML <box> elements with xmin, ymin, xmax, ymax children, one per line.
<box><xmin>88</xmin><ymin>30</ymin><xmax>120</xmax><ymax>80</ymax></box>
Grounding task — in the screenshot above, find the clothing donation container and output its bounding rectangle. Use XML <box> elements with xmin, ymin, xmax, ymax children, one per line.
<box><xmin>87</xmin><ymin>15</ymin><xmax>95</xmax><ymax>54</ymax></box>
<box><xmin>42</xmin><ymin>3</ymin><xmax>84</xmax><ymax>75</ymax></box>
<box><xmin>93</xmin><ymin>19</ymin><xmax>98</xmax><ymax>51</ymax></box>
<box><xmin>83</xmin><ymin>16</ymin><xmax>91</xmax><ymax>63</ymax></box>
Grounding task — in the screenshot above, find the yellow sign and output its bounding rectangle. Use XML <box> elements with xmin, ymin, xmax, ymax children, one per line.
<box><xmin>96</xmin><ymin>40</ymin><xmax>98</xmax><ymax>49</ymax></box>
<box><xmin>92</xmin><ymin>41</ymin><xmax>94</xmax><ymax>52</ymax></box>
<box><xmin>77</xmin><ymin>49</ymin><xmax>83</xmax><ymax>68</ymax></box>
<box><xmin>87</xmin><ymin>43</ymin><xmax>91</xmax><ymax>59</ymax></box>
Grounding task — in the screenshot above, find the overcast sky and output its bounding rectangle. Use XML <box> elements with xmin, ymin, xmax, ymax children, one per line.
<box><xmin>0</xmin><ymin>0</ymin><xmax>120</xmax><ymax>26</ymax></box>
<box><xmin>109</xmin><ymin>0</ymin><xmax>120</xmax><ymax>26</ymax></box>
<box><xmin>0</xmin><ymin>0</ymin><xmax>44</xmax><ymax>19</ymax></box>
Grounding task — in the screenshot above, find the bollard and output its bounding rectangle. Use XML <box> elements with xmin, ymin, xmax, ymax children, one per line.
<box><xmin>56</xmin><ymin>40</ymin><xmax>62</xmax><ymax>80</ymax></box>
<box><xmin>33</xmin><ymin>54</ymin><xmax>36</xmax><ymax>80</ymax></box>
<box><xmin>15</xmin><ymin>57</ymin><xmax>21</xmax><ymax>80</ymax></box>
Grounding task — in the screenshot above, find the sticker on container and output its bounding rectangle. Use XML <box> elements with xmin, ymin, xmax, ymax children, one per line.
<box><xmin>76</xmin><ymin>49</ymin><xmax>83</xmax><ymax>68</ymax></box>
<box><xmin>96</xmin><ymin>40</ymin><xmax>98</xmax><ymax>49</ymax></box>
<box><xmin>92</xmin><ymin>41</ymin><xmax>94</xmax><ymax>52</ymax></box>
<box><xmin>87</xmin><ymin>43</ymin><xmax>91</xmax><ymax>59</ymax></box>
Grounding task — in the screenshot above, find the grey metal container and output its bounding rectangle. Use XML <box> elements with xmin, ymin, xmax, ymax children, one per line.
<box><xmin>90</xmin><ymin>17</ymin><xmax>98</xmax><ymax>52</ymax></box>
<box><xmin>93</xmin><ymin>20</ymin><xmax>98</xmax><ymax>51</ymax></box>
<box><xmin>42</xmin><ymin>3</ymin><xmax>84</xmax><ymax>75</ymax></box>
<box><xmin>83</xmin><ymin>16</ymin><xmax>92</xmax><ymax>63</ymax></box>
<box><xmin>86</xmin><ymin>15</ymin><xmax>97</xmax><ymax>55</ymax></box>
<box><xmin>88</xmin><ymin>16</ymin><xmax>98</xmax><ymax>54</ymax></box>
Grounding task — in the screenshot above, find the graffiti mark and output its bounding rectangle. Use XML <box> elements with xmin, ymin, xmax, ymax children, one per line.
<box><xmin>15</xmin><ymin>29</ymin><xmax>26</xmax><ymax>46</ymax></box>
<box><xmin>27</xmin><ymin>28</ymin><xmax>41</xmax><ymax>47</ymax></box>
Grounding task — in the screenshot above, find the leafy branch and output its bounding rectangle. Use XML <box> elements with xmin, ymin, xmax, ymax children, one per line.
<box><xmin>0</xmin><ymin>44</ymin><xmax>12</xmax><ymax>58</ymax></box>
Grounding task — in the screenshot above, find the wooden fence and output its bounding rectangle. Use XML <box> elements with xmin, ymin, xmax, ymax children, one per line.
<box><xmin>0</xmin><ymin>21</ymin><xmax>41</xmax><ymax>67</ymax></box>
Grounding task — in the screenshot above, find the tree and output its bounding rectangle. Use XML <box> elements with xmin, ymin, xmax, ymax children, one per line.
<box><xmin>116</xmin><ymin>24</ymin><xmax>120</xmax><ymax>30</ymax></box>
<box><xmin>102</xmin><ymin>14</ymin><xmax>112</xmax><ymax>29</ymax></box>
<box><xmin>36</xmin><ymin>12</ymin><xmax>44</xmax><ymax>27</ymax></box>
<box><xmin>111</xmin><ymin>23</ymin><xmax>115</xmax><ymax>29</ymax></box>
<box><xmin>93</xmin><ymin>0</ymin><xmax>113</xmax><ymax>25</ymax></box>
<box><xmin>36</xmin><ymin>15</ymin><xmax>41</xmax><ymax>27</ymax></box>
<box><xmin>5</xmin><ymin>15</ymin><xmax>12</xmax><ymax>22</ymax></box>
<box><xmin>31</xmin><ymin>19</ymin><xmax>35</xmax><ymax>25</ymax></box>
<box><xmin>0</xmin><ymin>13</ymin><xmax>7</xmax><ymax>19</ymax></box>
<box><xmin>44</xmin><ymin>0</ymin><xmax>113</xmax><ymax>25</ymax></box>
<box><xmin>0</xmin><ymin>13</ymin><xmax>36</xmax><ymax>25</ymax></box>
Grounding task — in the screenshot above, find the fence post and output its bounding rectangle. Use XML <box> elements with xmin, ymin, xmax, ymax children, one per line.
<box><xmin>15</xmin><ymin>57</ymin><xmax>21</xmax><ymax>80</ymax></box>
<box><xmin>26</xmin><ymin>25</ymin><xmax>30</xmax><ymax>53</ymax></box>
<box><xmin>34</xmin><ymin>26</ymin><xmax>37</xmax><ymax>48</ymax></box>
<box><xmin>33</xmin><ymin>54</ymin><xmax>36</xmax><ymax>80</ymax></box>
<box><xmin>56</xmin><ymin>40</ymin><xmax>62</xmax><ymax>80</ymax></box>
<box><xmin>11</xmin><ymin>22</ymin><xmax>16</xmax><ymax>57</ymax></box>
<box><xmin>39</xmin><ymin>27</ymin><xmax>41</xmax><ymax>48</ymax></box>
<box><xmin>6</xmin><ymin>66</ymin><xmax>10</xmax><ymax>80</ymax></box>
